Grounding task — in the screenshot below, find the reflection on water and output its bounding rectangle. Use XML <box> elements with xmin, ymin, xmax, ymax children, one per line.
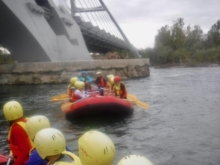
<box><xmin>1</xmin><ymin>67</ymin><xmax>220</xmax><ymax>165</ymax></box>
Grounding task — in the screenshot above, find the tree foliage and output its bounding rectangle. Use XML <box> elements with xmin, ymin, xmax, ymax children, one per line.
<box><xmin>140</xmin><ymin>18</ymin><xmax>220</xmax><ymax>65</ymax></box>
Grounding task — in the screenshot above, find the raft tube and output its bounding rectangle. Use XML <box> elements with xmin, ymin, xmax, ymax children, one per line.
<box><xmin>0</xmin><ymin>154</ymin><xmax>13</xmax><ymax>165</ymax></box>
<box><xmin>63</xmin><ymin>96</ymin><xmax>134</xmax><ymax>119</ymax></box>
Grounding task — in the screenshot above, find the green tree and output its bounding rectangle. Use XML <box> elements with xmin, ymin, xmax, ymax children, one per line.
<box><xmin>206</xmin><ymin>20</ymin><xmax>220</xmax><ymax>47</ymax></box>
<box><xmin>171</xmin><ymin>18</ymin><xmax>186</xmax><ymax>50</ymax></box>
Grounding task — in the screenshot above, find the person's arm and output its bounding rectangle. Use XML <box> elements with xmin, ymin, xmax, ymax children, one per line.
<box><xmin>26</xmin><ymin>150</ymin><xmax>48</xmax><ymax>165</ymax></box>
<box><xmin>75</xmin><ymin>90</ymin><xmax>84</xmax><ymax>99</ymax></box>
<box><xmin>120</xmin><ymin>83</ymin><xmax>127</xmax><ymax>98</ymax></box>
<box><xmin>86</xmin><ymin>76</ymin><xmax>92</xmax><ymax>83</ymax></box>
<box><xmin>12</xmin><ymin>125</ymin><xmax>31</xmax><ymax>165</ymax></box>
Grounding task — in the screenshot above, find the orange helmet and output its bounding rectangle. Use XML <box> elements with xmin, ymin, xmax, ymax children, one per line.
<box><xmin>114</xmin><ymin>76</ymin><xmax>121</xmax><ymax>83</ymax></box>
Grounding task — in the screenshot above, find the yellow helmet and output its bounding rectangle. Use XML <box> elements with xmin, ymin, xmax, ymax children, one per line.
<box><xmin>26</xmin><ymin>115</ymin><xmax>51</xmax><ymax>140</ymax></box>
<box><xmin>110</xmin><ymin>77</ymin><xmax>115</xmax><ymax>84</ymax></box>
<box><xmin>107</xmin><ymin>74</ymin><xmax>114</xmax><ymax>80</ymax></box>
<box><xmin>70</xmin><ymin>77</ymin><xmax>78</xmax><ymax>85</ymax></box>
<box><xmin>3</xmin><ymin>101</ymin><xmax>23</xmax><ymax>121</ymax></box>
<box><xmin>74</xmin><ymin>81</ymin><xmax>85</xmax><ymax>90</ymax></box>
<box><xmin>117</xmin><ymin>155</ymin><xmax>154</xmax><ymax>165</ymax></box>
<box><xmin>78</xmin><ymin>130</ymin><xmax>115</xmax><ymax>165</ymax></box>
<box><xmin>34</xmin><ymin>128</ymin><xmax>66</xmax><ymax>159</ymax></box>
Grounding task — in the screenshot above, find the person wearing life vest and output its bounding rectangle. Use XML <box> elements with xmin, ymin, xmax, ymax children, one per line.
<box><xmin>105</xmin><ymin>74</ymin><xmax>114</xmax><ymax>89</ymax></box>
<box><xmin>34</xmin><ymin>128</ymin><xmax>82</xmax><ymax>165</ymax></box>
<box><xmin>2</xmin><ymin>101</ymin><xmax>33</xmax><ymax>165</ymax></box>
<box><xmin>95</xmin><ymin>71</ymin><xmax>106</xmax><ymax>96</ymax></box>
<box><xmin>67</xmin><ymin>77</ymin><xmax>78</xmax><ymax>97</ymax></box>
<box><xmin>95</xmin><ymin>71</ymin><xmax>106</xmax><ymax>88</ymax></box>
<box><xmin>113</xmin><ymin>76</ymin><xmax>127</xmax><ymax>99</ymax></box>
<box><xmin>117</xmin><ymin>155</ymin><xmax>154</xmax><ymax>165</ymax></box>
<box><xmin>78</xmin><ymin>71</ymin><xmax>92</xmax><ymax>91</ymax></box>
<box><xmin>104</xmin><ymin>74</ymin><xmax>115</xmax><ymax>96</ymax></box>
<box><xmin>78</xmin><ymin>130</ymin><xmax>115</xmax><ymax>165</ymax></box>
<box><xmin>71</xmin><ymin>81</ymin><xmax>89</xmax><ymax>102</ymax></box>
<box><xmin>25</xmin><ymin>115</ymin><xmax>51</xmax><ymax>165</ymax></box>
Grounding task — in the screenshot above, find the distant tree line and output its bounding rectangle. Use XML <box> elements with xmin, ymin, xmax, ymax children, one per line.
<box><xmin>139</xmin><ymin>18</ymin><xmax>220</xmax><ymax>65</ymax></box>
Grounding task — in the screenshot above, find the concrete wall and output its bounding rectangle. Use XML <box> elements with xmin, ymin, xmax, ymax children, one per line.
<box><xmin>0</xmin><ymin>59</ymin><xmax>150</xmax><ymax>84</ymax></box>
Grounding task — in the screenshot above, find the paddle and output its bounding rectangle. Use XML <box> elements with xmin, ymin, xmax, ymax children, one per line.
<box><xmin>49</xmin><ymin>98</ymin><xmax>70</xmax><ymax>102</ymax></box>
<box><xmin>61</xmin><ymin>102</ymin><xmax>73</xmax><ymax>111</ymax></box>
<box><xmin>61</xmin><ymin>97</ymin><xmax>90</xmax><ymax>111</ymax></box>
<box><xmin>127</xmin><ymin>94</ymin><xmax>137</xmax><ymax>101</ymax></box>
<box><xmin>51</xmin><ymin>90</ymin><xmax>100</xmax><ymax>101</ymax></box>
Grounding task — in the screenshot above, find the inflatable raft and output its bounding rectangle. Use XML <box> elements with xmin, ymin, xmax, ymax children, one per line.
<box><xmin>63</xmin><ymin>96</ymin><xmax>134</xmax><ymax>119</ymax></box>
<box><xmin>0</xmin><ymin>154</ymin><xmax>13</xmax><ymax>165</ymax></box>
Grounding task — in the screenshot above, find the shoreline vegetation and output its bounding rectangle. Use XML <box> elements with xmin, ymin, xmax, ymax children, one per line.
<box><xmin>153</xmin><ymin>62</ymin><xmax>219</xmax><ymax>69</ymax></box>
<box><xmin>139</xmin><ymin>18</ymin><xmax>220</xmax><ymax>67</ymax></box>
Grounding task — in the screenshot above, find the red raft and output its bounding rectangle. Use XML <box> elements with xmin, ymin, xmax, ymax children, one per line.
<box><xmin>63</xmin><ymin>96</ymin><xmax>134</xmax><ymax>119</ymax></box>
<box><xmin>0</xmin><ymin>154</ymin><xmax>13</xmax><ymax>165</ymax></box>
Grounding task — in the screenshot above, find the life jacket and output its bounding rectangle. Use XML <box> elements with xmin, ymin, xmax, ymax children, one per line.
<box><xmin>80</xmin><ymin>77</ymin><xmax>86</xmax><ymax>83</ymax></box>
<box><xmin>8</xmin><ymin>119</ymin><xmax>34</xmax><ymax>158</ymax></box>
<box><xmin>114</xmin><ymin>82</ymin><xmax>127</xmax><ymax>99</ymax></box>
<box><xmin>71</xmin><ymin>91</ymin><xmax>81</xmax><ymax>102</ymax></box>
<box><xmin>51</xmin><ymin>151</ymin><xmax>82</xmax><ymax>165</ymax></box>
<box><xmin>106</xmin><ymin>82</ymin><xmax>111</xmax><ymax>89</ymax></box>
<box><xmin>97</xmin><ymin>77</ymin><xmax>105</xmax><ymax>88</ymax></box>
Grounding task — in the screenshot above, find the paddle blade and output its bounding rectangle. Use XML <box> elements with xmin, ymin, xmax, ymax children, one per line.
<box><xmin>61</xmin><ymin>102</ymin><xmax>73</xmax><ymax>111</ymax></box>
<box><xmin>52</xmin><ymin>94</ymin><xmax>69</xmax><ymax>100</ymax></box>
<box><xmin>49</xmin><ymin>98</ymin><xmax>70</xmax><ymax>102</ymax></box>
<box><xmin>127</xmin><ymin>93</ymin><xmax>138</xmax><ymax>100</ymax></box>
<box><xmin>135</xmin><ymin>100</ymin><xmax>149</xmax><ymax>109</ymax></box>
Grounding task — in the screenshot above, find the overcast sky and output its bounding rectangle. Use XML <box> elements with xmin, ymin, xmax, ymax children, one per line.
<box><xmin>103</xmin><ymin>0</ymin><xmax>220</xmax><ymax>49</ymax></box>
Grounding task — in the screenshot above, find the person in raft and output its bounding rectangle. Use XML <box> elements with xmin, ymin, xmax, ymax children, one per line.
<box><xmin>78</xmin><ymin>71</ymin><xmax>92</xmax><ymax>91</ymax></box>
<box><xmin>104</xmin><ymin>74</ymin><xmax>115</xmax><ymax>96</ymax></box>
<box><xmin>34</xmin><ymin>128</ymin><xmax>82</xmax><ymax>165</ymax></box>
<box><xmin>2</xmin><ymin>101</ymin><xmax>33</xmax><ymax>165</ymax></box>
<box><xmin>117</xmin><ymin>155</ymin><xmax>154</xmax><ymax>165</ymax></box>
<box><xmin>78</xmin><ymin>130</ymin><xmax>115</xmax><ymax>165</ymax></box>
<box><xmin>95</xmin><ymin>71</ymin><xmax>106</xmax><ymax>96</ymax></box>
<box><xmin>25</xmin><ymin>115</ymin><xmax>51</xmax><ymax>165</ymax></box>
<box><xmin>70</xmin><ymin>81</ymin><xmax>90</xmax><ymax>102</ymax></box>
<box><xmin>113</xmin><ymin>76</ymin><xmax>127</xmax><ymax>99</ymax></box>
<box><xmin>67</xmin><ymin>77</ymin><xmax>78</xmax><ymax>97</ymax></box>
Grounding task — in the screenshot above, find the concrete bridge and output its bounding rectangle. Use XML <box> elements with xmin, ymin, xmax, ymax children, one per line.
<box><xmin>0</xmin><ymin>0</ymin><xmax>140</xmax><ymax>63</ymax></box>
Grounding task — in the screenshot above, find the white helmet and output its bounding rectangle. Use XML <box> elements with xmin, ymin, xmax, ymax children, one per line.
<box><xmin>34</xmin><ymin>128</ymin><xmax>66</xmax><ymax>159</ymax></box>
<box><xmin>26</xmin><ymin>115</ymin><xmax>50</xmax><ymax>140</ymax></box>
<box><xmin>78</xmin><ymin>130</ymin><xmax>115</xmax><ymax>165</ymax></box>
<box><xmin>117</xmin><ymin>155</ymin><xmax>154</xmax><ymax>165</ymax></box>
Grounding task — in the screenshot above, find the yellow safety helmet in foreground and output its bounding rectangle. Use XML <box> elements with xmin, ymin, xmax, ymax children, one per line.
<box><xmin>34</xmin><ymin>128</ymin><xmax>66</xmax><ymax>159</ymax></box>
<box><xmin>117</xmin><ymin>155</ymin><xmax>154</xmax><ymax>165</ymax></box>
<box><xmin>70</xmin><ymin>77</ymin><xmax>78</xmax><ymax>85</ymax></box>
<box><xmin>74</xmin><ymin>81</ymin><xmax>85</xmax><ymax>90</ymax></box>
<box><xmin>26</xmin><ymin>115</ymin><xmax>51</xmax><ymax>140</ymax></box>
<box><xmin>3</xmin><ymin>101</ymin><xmax>23</xmax><ymax>121</ymax></box>
<box><xmin>78</xmin><ymin>130</ymin><xmax>115</xmax><ymax>165</ymax></box>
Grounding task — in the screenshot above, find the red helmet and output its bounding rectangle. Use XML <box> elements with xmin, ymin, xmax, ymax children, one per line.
<box><xmin>114</xmin><ymin>76</ymin><xmax>121</xmax><ymax>83</ymax></box>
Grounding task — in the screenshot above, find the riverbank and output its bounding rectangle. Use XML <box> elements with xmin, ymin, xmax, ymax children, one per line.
<box><xmin>154</xmin><ymin>62</ymin><xmax>220</xmax><ymax>69</ymax></box>
<box><xmin>0</xmin><ymin>59</ymin><xmax>150</xmax><ymax>85</ymax></box>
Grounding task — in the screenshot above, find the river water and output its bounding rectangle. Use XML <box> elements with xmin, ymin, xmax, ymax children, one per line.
<box><xmin>0</xmin><ymin>67</ymin><xmax>220</xmax><ymax>165</ymax></box>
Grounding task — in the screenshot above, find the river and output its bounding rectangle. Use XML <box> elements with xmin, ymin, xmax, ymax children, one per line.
<box><xmin>0</xmin><ymin>67</ymin><xmax>220</xmax><ymax>165</ymax></box>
